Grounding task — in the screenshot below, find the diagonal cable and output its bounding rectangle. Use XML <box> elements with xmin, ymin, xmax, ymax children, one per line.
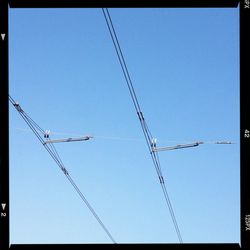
<box><xmin>9</xmin><ymin>95</ymin><xmax>116</xmax><ymax>244</ymax></box>
<box><xmin>102</xmin><ymin>8</ymin><xmax>183</xmax><ymax>243</ymax></box>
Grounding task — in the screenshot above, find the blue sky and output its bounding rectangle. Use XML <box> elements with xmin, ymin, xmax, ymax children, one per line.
<box><xmin>9</xmin><ymin>7</ymin><xmax>239</xmax><ymax>244</ymax></box>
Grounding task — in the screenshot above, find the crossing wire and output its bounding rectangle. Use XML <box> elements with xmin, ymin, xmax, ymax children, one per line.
<box><xmin>9</xmin><ymin>95</ymin><xmax>116</xmax><ymax>244</ymax></box>
<box><xmin>102</xmin><ymin>8</ymin><xmax>183</xmax><ymax>243</ymax></box>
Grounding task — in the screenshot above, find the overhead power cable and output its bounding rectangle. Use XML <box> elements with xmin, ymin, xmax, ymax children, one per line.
<box><xmin>102</xmin><ymin>8</ymin><xmax>183</xmax><ymax>243</ymax></box>
<box><xmin>12</xmin><ymin>127</ymin><xmax>236</xmax><ymax>146</ymax></box>
<box><xmin>9</xmin><ymin>95</ymin><xmax>116</xmax><ymax>244</ymax></box>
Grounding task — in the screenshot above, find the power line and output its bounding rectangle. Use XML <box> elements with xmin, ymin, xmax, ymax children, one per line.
<box><xmin>101</xmin><ymin>8</ymin><xmax>142</xmax><ymax>115</ymax></box>
<box><xmin>102</xmin><ymin>8</ymin><xmax>183</xmax><ymax>243</ymax></box>
<box><xmin>12</xmin><ymin>127</ymin><xmax>235</xmax><ymax>145</ymax></box>
<box><xmin>9</xmin><ymin>95</ymin><xmax>116</xmax><ymax>244</ymax></box>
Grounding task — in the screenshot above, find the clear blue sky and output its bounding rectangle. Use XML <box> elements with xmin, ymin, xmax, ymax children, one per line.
<box><xmin>9</xmin><ymin>7</ymin><xmax>240</xmax><ymax>244</ymax></box>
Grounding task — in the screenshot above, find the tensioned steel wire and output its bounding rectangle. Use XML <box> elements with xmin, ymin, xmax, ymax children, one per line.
<box><xmin>102</xmin><ymin>8</ymin><xmax>183</xmax><ymax>243</ymax></box>
<box><xmin>9</xmin><ymin>95</ymin><xmax>116</xmax><ymax>244</ymax></box>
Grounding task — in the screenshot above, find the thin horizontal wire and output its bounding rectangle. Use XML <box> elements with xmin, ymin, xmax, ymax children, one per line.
<box><xmin>11</xmin><ymin>127</ymin><xmax>236</xmax><ymax>144</ymax></box>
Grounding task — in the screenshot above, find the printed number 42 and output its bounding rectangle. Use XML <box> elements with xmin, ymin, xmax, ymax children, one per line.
<box><xmin>244</xmin><ymin>130</ymin><xmax>250</xmax><ymax>138</ymax></box>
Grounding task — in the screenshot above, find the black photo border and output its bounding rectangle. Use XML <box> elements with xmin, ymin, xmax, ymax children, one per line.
<box><xmin>0</xmin><ymin>0</ymin><xmax>249</xmax><ymax>249</ymax></box>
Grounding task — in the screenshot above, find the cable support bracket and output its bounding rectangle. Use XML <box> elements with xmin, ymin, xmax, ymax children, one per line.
<box><xmin>13</xmin><ymin>102</ymin><xmax>23</xmax><ymax>112</ymax></box>
<box><xmin>159</xmin><ymin>175</ymin><xmax>165</xmax><ymax>184</ymax></box>
<box><xmin>137</xmin><ymin>111</ymin><xmax>144</xmax><ymax>121</ymax></box>
<box><xmin>61</xmin><ymin>167</ymin><xmax>69</xmax><ymax>176</ymax></box>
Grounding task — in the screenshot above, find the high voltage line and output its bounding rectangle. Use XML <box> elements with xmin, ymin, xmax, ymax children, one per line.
<box><xmin>13</xmin><ymin>126</ymin><xmax>234</xmax><ymax>147</ymax></box>
<box><xmin>9</xmin><ymin>95</ymin><xmax>116</xmax><ymax>244</ymax></box>
<box><xmin>13</xmin><ymin>127</ymin><xmax>234</xmax><ymax>145</ymax></box>
<box><xmin>102</xmin><ymin>8</ymin><xmax>183</xmax><ymax>243</ymax></box>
